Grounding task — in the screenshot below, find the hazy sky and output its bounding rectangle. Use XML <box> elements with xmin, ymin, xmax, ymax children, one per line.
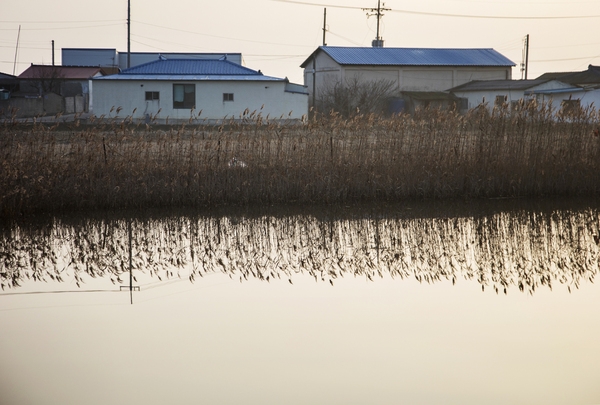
<box><xmin>2</xmin><ymin>0</ymin><xmax>600</xmax><ymax>84</ymax></box>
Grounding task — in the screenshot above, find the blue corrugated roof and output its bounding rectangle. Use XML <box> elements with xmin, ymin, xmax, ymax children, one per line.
<box><xmin>301</xmin><ymin>46</ymin><xmax>515</xmax><ymax>67</ymax></box>
<box><xmin>120</xmin><ymin>57</ymin><xmax>262</xmax><ymax>76</ymax></box>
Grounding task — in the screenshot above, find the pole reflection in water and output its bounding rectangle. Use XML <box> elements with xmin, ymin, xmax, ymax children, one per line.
<box><xmin>1</xmin><ymin>199</ymin><xmax>598</xmax><ymax>294</ymax></box>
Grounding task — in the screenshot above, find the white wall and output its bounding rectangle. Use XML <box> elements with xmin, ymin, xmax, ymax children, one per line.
<box><xmin>452</xmin><ymin>89</ymin><xmax>528</xmax><ymax>110</ymax></box>
<box><xmin>90</xmin><ymin>79</ymin><xmax>308</xmax><ymax>121</ymax></box>
<box><xmin>453</xmin><ymin>88</ymin><xmax>600</xmax><ymax>114</ymax></box>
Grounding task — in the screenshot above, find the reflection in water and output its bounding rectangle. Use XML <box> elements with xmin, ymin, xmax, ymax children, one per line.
<box><xmin>1</xmin><ymin>200</ymin><xmax>599</xmax><ymax>294</ymax></box>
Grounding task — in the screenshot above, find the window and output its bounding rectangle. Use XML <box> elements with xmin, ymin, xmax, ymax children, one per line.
<box><xmin>223</xmin><ymin>93</ymin><xmax>234</xmax><ymax>102</ymax></box>
<box><xmin>560</xmin><ymin>99</ymin><xmax>581</xmax><ymax>116</ymax></box>
<box><xmin>495</xmin><ymin>95</ymin><xmax>507</xmax><ymax>106</ymax></box>
<box><xmin>145</xmin><ymin>91</ymin><xmax>159</xmax><ymax>101</ymax></box>
<box><xmin>173</xmin><ymin>84</ymin><xmax>195</xmax><ymax>109</ymax></box>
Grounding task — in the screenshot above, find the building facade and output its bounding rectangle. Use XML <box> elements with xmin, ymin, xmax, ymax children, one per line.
<box><xmin>91</xmin><ymin>57</ymin><xmax>308</xmax><ymax>122</ymax></box>
<box><xmin>301</xmin><ymin>46</ymin><xmax>515</xmax><ymax>110</ymax></box>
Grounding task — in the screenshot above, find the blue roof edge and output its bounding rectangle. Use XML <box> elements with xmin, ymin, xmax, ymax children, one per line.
<box><xmin>119</xmin><ymin>57</ymin><xmax>262</xmax><ymax>76</ymax></box>
<box><xmin>301</xmin><ymin>46</ymin><xmax>516</xmax><ymax>68</ymax></box>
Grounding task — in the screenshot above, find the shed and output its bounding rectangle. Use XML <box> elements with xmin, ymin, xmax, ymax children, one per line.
<box><xmin>300</xmin><ymin>46</ymin><xmax>515</xmax><ymax>109</ymax></box>
<box><xmin>18</xmin><ymin>65</ymin><xmax>106</xmax><ymax>97</ymax></box>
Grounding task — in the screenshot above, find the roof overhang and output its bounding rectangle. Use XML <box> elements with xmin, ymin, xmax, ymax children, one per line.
<box><xmin>525</xmin><ymin>87</ymin><xmax>585</xmax><ymax>96</ymax></box>
<box><xmin>93</xmin><ymin>74</ymin><xmax>286</xmax><ymax>82</ymax></box>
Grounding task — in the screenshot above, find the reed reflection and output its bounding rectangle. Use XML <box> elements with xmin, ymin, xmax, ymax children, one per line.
<box><xmin>1</xmin><ymin>201</ymin><xmax>599</xmax><ymax>294</ymax></box>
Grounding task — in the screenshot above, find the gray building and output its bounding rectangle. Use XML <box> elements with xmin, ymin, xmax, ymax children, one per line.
<box><xmin>301</xmin><ymin>46</ymin><xmax>516</xmax><ymax>111</ymax></box>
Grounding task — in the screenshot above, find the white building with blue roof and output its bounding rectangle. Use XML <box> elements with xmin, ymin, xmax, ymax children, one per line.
<box><xmin>300</xmin><ymin>46</ymin><xmax>515</xmax><ymax>110</ymax></box>
<box><xmin>90</xmin><ymin>56</ymin><xmax>308</xmax><ymax>122</ymax></box>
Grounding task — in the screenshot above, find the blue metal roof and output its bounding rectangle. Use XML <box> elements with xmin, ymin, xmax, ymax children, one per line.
<box><xmin>119</xmin><ymin>57</ymin><xmax>262</xmax><ymax>76</ymax></box>
<box><xmin>301</xmin><ymin>46</ymin><xmax>515</xmax><ymax>67</ymax></box>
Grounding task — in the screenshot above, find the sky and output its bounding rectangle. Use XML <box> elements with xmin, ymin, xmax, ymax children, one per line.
<box><xmin>2</xmin><ymin>0</ymin><xmax>600</xmax><ymax>84</ymax></box>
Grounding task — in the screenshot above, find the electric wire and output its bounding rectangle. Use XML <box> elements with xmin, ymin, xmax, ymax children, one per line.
<box><xmin>270</xmin><ymin>0</ymin><xmax>600</xmax><ymax>19</ymax></box>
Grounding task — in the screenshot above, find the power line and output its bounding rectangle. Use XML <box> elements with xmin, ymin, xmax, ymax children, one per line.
<box><xmin>270</xmin><ymin>0</ymin><xmax>600</xmax><ymax>19</ymax></box>
<box><xmin>0</xmin><ymin>19</ymin><xmax>123</xmax><ymax>24</ymax></box>
<box><xmin>0</xmin><ymin>23</ymin><xmax>124</xmax><ymax>31</ymax></box>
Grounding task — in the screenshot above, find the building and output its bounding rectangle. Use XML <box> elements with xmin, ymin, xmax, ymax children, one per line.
<box><xmin>62</xmin><ymin>48</ymin><xmax>243</xmax><ymax>71</ymax></box>
<box><xmin>532</xmin><ymin>65</ymin><xmax>600</xmax><ymax>113</ymax></box>
<box><xmin>91</xmin><ymin>56</ymin><xmax>308</xmax><ymax>123</ymax></box>
<box><xmin>300</xmin><ymin>46</ymin><xmax>515</xmax><ymax>110</ymax></box>
<box><xmin>449</xmin><ymin>65</ymin><xmax>600</xmax><ymax>114</ymax></box>
<box><xmin>7</xmin><ymin>65</ymin><xmax>106</xmax><ymax>116</ymax></box>
<box><xmin>0</xmin><ymin>72</ymin><xmax>18</xmax><ymax>99</ymax></box>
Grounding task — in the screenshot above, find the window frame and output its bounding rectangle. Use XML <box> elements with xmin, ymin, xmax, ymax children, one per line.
<box><xmin>495</xmin><ymin>95</ymin><xmax>507</xmax><ymax>106</ymax></box>
<box><xmin>145</xmin><ymin>91</ymin><xmax>159</xmax><ymax>101</ymax></box>
<box><xmin>173</xmin><ymin>83</ymin><xmax>196</xmax><ymax>109</ymax></box>
<box><xmin>223</xmin><ymin>93</ymin><xmax>234</xmax><ymax>102</ymax></box>
<box><xmin>560</xmin><ymin>99</ymin><xmax>581</xmax><ymax>116</ymax></box>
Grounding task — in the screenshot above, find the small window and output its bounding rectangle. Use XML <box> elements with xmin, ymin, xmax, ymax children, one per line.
<box><xmin>560</xmin><ymin>99</ymin><xmax>581</xmax><ymax>116</ymax></box>
<box><xmin>223</xmin><ymin>93</ymin><xmax>234</xmax><ymax>102</ymax></box>
<box><xmin>173</xmin><ymin>84</ymin><xmax>195</xmax><ymax>109</ymax></box>
<box><xmin>495</xmin><ymin>95</ymin><xmax>507</xmax><ymax>106</ymax></box>
<box><xmin>145</xmin><ymin>91</ymin><xmax>159</xmax><ymax>101</ymax></box>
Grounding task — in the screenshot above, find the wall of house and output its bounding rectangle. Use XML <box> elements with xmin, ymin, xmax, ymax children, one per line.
<box><xmin>451</xmin><ymin>89</ymin><xmax>528</xmax><ymax>110</ymax></box>
<box><xmin>533</xmin><ymin>90</ymin><xmax>600</xmax><ymax>112</ymax></box>
<box><xmin>453</xmin><ymin>85</ymin><xmax>600</xmax><ymax>111</ymax></box>
<box><xmin>303</xmin><ymin>52</ymin><xmax>342</xmax><ymax>107</ymax></box>
<box><xmin>90</xmin><ymin>80</ymin><xmax>308</xmax><ymax>122</ymax></box>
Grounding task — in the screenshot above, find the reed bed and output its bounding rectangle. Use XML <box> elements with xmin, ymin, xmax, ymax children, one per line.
<box><xmin>2</xmin><ymin>102</ymin><xmax>600</xmax><ymax>217</ymax></box>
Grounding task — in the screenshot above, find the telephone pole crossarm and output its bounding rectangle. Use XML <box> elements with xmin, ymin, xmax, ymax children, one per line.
<box><xmin>362</xmin><ymin>0</ymin><xmax>390</xmax><ymax>46</ymax></box>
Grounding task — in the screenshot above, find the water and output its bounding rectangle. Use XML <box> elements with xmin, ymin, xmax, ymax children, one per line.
<box><xmin>1</xmin><ymin>198</ymin><xmax>599</xmax><ymax>405</ymax></box>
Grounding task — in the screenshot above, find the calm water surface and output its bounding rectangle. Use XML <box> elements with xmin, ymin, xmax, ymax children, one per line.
<box><xmin>1</xmin><ymin>198</ymin><xmax>599</xmax><ymax>405</ymax></box>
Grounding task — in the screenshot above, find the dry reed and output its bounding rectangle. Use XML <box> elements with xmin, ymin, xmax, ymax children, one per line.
<box><xmin>1</xmin><ymin>102</ymin><xmax>600</xmax><ymax>218</ymax></box>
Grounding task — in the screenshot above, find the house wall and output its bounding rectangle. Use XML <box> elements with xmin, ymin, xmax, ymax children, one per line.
<box><xmin>453</xmin><ymin>90</ymin><xmax>600</xmax><ymax>114</ymax></box>
<box><xmin>533</xmin><ymin>90</ymin><xmax>600</xmax><ymax>112</ymax></box>
<box><xmin>451</xmin><ymin>89</ymin><xmax>527</xmax><ymax>110</ymax></box>
<box><xmin>90</xmin><ymin>80</ymin><xmax>308</xmax><ymax>121</ymax></box>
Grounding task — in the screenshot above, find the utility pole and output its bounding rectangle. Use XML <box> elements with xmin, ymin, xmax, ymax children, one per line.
<box><xmin>127</xmin><ymin>0</ymin><xmax>131</xmax><ymax>69</ymax></box>
<box><xmin>521</xmin><ymin>34</ymin><xmax>529</xmax><ymax>80</ymax></box>
<box><xmin>524</xmin><ymin>34</ymin><xmax>529</xmax><ymax>80</ymax></box>
<box><xmin>322</xmin><ymin>8</ymin><xmax>327</xmax><ymax>46</ymax></box>
<box><xmin>363</xmin><ymin>0</ymin><xmax>389</xmax><ymax>47</ymax></box>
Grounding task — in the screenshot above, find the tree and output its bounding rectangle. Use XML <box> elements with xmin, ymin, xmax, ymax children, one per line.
<box><xmin>29</xmin><ymin>66</ymin><xmax>64</xmax><ymax>95</ymax></box>
<box><xmin>314</xmin><ymin>75</ymin><xmax>398</xmax><ymax>117</ymax></box>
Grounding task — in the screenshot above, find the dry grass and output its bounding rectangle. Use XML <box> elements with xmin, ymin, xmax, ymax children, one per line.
<box><xmin>2</xmin><ymin>102</ymin><xmax>600</xmax><ymax>217</ymax></box>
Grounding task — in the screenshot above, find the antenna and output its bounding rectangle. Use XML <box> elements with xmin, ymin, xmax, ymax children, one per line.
<box><xmin>363</xmin><ymin>0</ymin><xmax>389</xmax><ymax>47</ymax></box>
<box><xmin>127</xmin><ymin>0</ymin><xmax>131</xmax><ymax>69</ymax></box>
<box><xmin>13</xmin><ymin>25</ymin><xmax>21</xmax><ymax>75</ymax></box>
<box><xmin>323</xmin><ymin>8</ymin><xmax>327</xmax><ymax>46</ymax></box>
